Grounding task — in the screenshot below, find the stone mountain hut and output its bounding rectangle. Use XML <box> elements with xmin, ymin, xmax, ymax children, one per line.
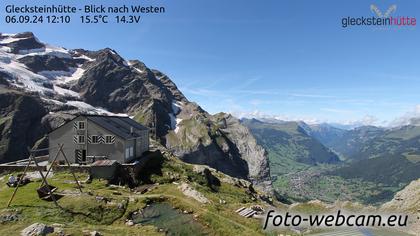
<box><xmin>48</xmin><ymin>114</ymin><xmax>149</xmax><ymax>164</ymax></box>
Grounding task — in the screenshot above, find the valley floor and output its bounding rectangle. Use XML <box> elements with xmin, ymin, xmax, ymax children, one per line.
<box><xmin>272</xmin><ymin>164</ymin><xmax>402</xmax><ymax>205</ymax></box>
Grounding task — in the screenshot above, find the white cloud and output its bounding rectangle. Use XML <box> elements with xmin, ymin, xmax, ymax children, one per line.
<box><xmin>338</xmin><ymin>115</ymin><xmax>379</xmax><ymax>127</ymax></box>
<box><xmin>229</xmin><ymin>109</ymin><xmax>322</xmax><ymax>124</ymax></box>
<box><xmin>320</xmin><ymin>108</ymin><xmax>356</xmax><ymax>114</ymax></box>
<box><xmin>389</xmin><ymin>104</ymin><xmax>420</xmax><ymax>127</ymax></box>
<box><xmin>227</xmin><ymin>107</ymin><xmax>385</xmax><ymax>128</ymax></box>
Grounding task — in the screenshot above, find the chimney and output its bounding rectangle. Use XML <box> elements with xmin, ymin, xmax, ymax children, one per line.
<box><xmin>130</xmin><ymin>126</ymin><xmax>133</xmax><ymax>134</ymax></box>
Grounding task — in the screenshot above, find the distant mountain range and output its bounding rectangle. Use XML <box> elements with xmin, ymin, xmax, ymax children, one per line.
<box><xmin>242</xmin><ymin>118</ymin><xmax>420</xmax><ymax>204</ymax></box>
<box><xmin>241</xmin><ymin>118</ymin><xmax>339</xmax><ymax>173</ymax></box>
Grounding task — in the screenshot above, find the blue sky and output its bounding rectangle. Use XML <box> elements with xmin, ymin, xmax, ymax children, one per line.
<box><xmin>2</xmin><ymin>0</ymin><xmax>420</xmax><ymax>126</ymax></box>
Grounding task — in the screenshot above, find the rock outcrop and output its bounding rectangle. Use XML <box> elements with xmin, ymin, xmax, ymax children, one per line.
<box><xmin>178</xmin><ymin>182</ymin><xmax>210</xmax><ymax>204</ymax></box>
<box><xmin>0</xmin><ymin>89</ymin><xmax>48</xmax><ymax>162</ymax></box>
<box><xmin>214</xmin><ymin>114</ymin><xmax>272</xmax><ymax>192</ymax></box>
<box><xmin>21</xmin><ymin>223</ymin><xmax>54</xmax><ymax>236</ymax></box>
<box><xmin>381</xmin><ymin>179</ymin><xmax>420</xmax><ymax>235</ymax></box>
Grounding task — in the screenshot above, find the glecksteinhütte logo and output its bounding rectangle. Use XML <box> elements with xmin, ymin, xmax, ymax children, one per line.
<box><xmin>341</xmin><ymin>4</ymin><xmax>416</xmax><ymax>28</ymax></box>
<box><xmin>370</xmin><ymin>4</ymin><xmax>397</xmax><ymax>18</ymax></box>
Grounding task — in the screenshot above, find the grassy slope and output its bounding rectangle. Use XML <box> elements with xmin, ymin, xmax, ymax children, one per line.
<box><xmin>0</xmin><ymin>156</ymin><xmax>292</xmax><ymax>236</ymax></box>
<box><xmin>0</xmin><ymin>172</ymin><xmax>159</xmax><ymax>235</ymax></box>
<box><xmin>325</xmin><ymin>126</ymin><xmax>420</xmax><ymax>203</ymax></box>
<box><xmin>243</xmin><ymin>121</ymin><xmax>339</xmax><ymax>173</ymax></box>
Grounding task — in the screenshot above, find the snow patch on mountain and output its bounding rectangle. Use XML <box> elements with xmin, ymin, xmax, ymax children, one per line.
<box><xmin>0</xmin><ymin>57</ymin><xmax>79</xmax><ymax>98</ymax></box>
<box><xmin>0</xmin><ymin>42</ymin><xmax>87</xmax><ymax>98</ymax></box>
<box><xmin>171</xmin><ymin>101</ymin><xmax>184</xmax><ymax>132</ymax></box>
<box><xmin>0</xmin><ymin>50</ymin><xmax>53</xmax><ymax>94</ymax></box>
<box><xmin>0</xmin><ymin>33</ymin><xmax>69</xmax><ymax>58</ymax></box>
<box><xmin>132</xmin><ymin>66</ymin><xmax>144</xmax><ymax>74</ymax></box>
<box><xmin>0</xmin><ymin>36</ymin><xmax>29</xmax><ymax>44</ymax></box>
<box><xmin>0</xmin><ymin>53</ymin><xmax>11</xmax><ymax>63</ymax></box>
<box><xmin>53</xmin><ymin>85</ymin><xmax>80</xmax><ymax>98</ymax></box>
<box><xmin>175</xmin><ymin>118</ymin><xmax>183</xmax><ymax>133</ymax></box>
<box><xmin>41</xmin><ymin>97</ymin><xmax>127</xmax><ymax>117</ymax></box>
<box><xmin>109</xmin><ymin>49</ymin><xmax>117</xmax><ymax>55</ymax></box>
<box><xmin>39</xmin><ymin>67</ymin><xmax>85</xmax><ymax>84</ymax></box>
<box><xmin>65</xmin><ymin>101</ymin><xmax>128</xmax><ymax>116</ymax></box>
<box><xmin>18</xmin><ymin>44</ymin><xmax>71</xmax><ymax>59</ymax></box>
<box><xmin>156</xmin><ymin>75</ymin><xmax>165</xmax><ymax>80</ymax></box>
<box><xmin>172</xmin><ymin>101</ymin><xmax>182</xmax><ymax>114</ymax></box>
<box><xmin>67</xmin><ymin>101</ymin><xmax>108</xmax><ymax>113</ymax></box>
<box><xmin>73</xmin><ymin>54</ymin><xmax>95</xmax><ymax>62</ymax></box>
<box><xmin>0</xmin><ymin>33</ymin><xmax>16</xmax><ymax>37</ymax></box>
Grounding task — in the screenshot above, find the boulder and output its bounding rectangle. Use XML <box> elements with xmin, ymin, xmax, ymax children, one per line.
<box><xmin>178</xmin><ymin>182</ymin><xmax>210</xmax><ymax>204</ymax></box>
<box><xmin>125</xmin><ymin>220</ymin><xmax>134</xmax><ymax>226</ymax></box>
<box><xmin>21</xmin><ymin>223</ymin><xmax>54</xmax><ymax>236</ymax></box>
<box><xmin>90</xmin><ymin>231</ymin><xmax>102</xmax><ymax>236</ymax></box>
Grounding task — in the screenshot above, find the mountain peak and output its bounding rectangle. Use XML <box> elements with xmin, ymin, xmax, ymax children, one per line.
<box><xmin>0</xmin><ymin>31</ymin><xmax>45</xmax><ymax>54</ymax></box>
<box><xmin>95</xmin><ymin>48</ymin><xmax>127</xmax><ymax>65</ymax></box>
<box><xmin>240</xmin><ymin>117</ymin><xmax>260</xmax><ymax>124</ymax></box>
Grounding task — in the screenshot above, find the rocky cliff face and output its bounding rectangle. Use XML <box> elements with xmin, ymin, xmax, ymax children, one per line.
<box><xmin>166</xmin><ymin>111</ymin><xmax>272</xmax><ymax>192</ymax></box>
<box><xmin>0</xmin><ymin>89</ymin><xmax>47</xmax><ymax>162</ymax></box>
<box><xmin>381</xmin><ymin>179</ymin><xmax>420</xmax><ymax>235</ymax></box>
<box><xmin>381</xmin><ymin>179</ymin><xmax>420</xmax><ymax>214</ymax></box>
<box><xmin>0</xmin><ymin>32</ymin><xmax>272</xmax><ymax>192</ymax></box>
<box><xmin>216</xmin><ymin>114</ymin><xmax>272</xmax><ymax>192</ymax></box>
